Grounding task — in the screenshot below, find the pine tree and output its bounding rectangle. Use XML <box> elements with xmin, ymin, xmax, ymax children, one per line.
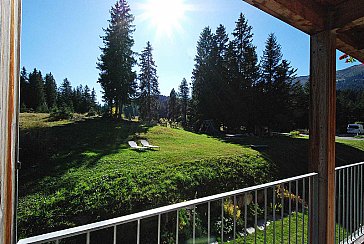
<box><xmin>44</xmin><ymin>72</ymin><xmax>57</xmax><ymax>109</ymax></box>
<box><xmin>58</xmin><ymin>78</ymin><xmax>74</xmax><ymax>111</ymax></box>
<box><xmin>97</xmin><ymin>0</ymin><xmax>137</xmax><ymax>118</ymax></box>
<box><xmin>259</xmin><ymin>33</ymin><xmax>296</xmax><ymax>131</ymax></box>
<box><xmin>168</xmin><ymin>88</ymin><xmax>177</xmax><ymax>121</ymax></box>
<box><xmin>232</xmin><ymin>13</ymin><xmax>259</xmax><ymax>130</ymax></box>
<box><xmin>28</xmin><ymin>68</ymin><xmax>47</xmax><ymax>112</ymax></box>
<box><xmin>20</xmin><ymin>67</ymin><xmax>30</xmax><ymax>111</ymax></box>
<box><xmin>138</xmin><ymin>41</ymin><xmax>160</xmax><ymax>122</ymax></box>
<box><xmin>191</xmin><ymin>27</ymin><xmax>216</xmax><ymax>129</ymax></box>
<box><xmin>91</xmin><ymin>88</ymin><xmax>97</xmax><ymax>109</ymax></box>
<box><xmin>178</xmin><ymin>78</ymin><xmax>189</xmax><ymax>126</ymax></box>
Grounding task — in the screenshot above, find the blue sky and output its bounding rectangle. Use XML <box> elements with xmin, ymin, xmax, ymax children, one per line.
<box><xmin>21</xmin><ymin>0</ymin><xmax>354</xmax><ymax>102</ymax></box>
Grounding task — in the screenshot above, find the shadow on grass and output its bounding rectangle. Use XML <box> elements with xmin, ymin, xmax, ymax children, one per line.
<box><xmin>221</xmin><ymin>135</ymin><xmax>364</xmax><ymax>179</ymax></box>
<box><xmin>19</xmin><ymin>117</ymin><xmax>150</xmax><ymax>196</ymax></box>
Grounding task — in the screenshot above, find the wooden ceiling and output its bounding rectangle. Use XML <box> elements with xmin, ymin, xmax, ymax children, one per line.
<box><xmin>243</xmin><ymin>0</ymin><xmax>364</xmax><ymax>63</ymax></box>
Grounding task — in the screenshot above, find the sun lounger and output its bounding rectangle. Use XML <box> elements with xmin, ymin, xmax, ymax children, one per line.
<box><xmin>140</xmin><ymin>140</ymin><xmax>160</xmax><ymax>150</ymax></box>
<box><xmin>128</xmin><ymin>141</ymin><xmax>148</xmax><ymax>150</ymax></box>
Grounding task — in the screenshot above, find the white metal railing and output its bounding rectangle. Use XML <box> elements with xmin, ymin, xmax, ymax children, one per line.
<box><xmin>335</xmin><ymin>161</ymin><xmax>364</xmax><ymax>244</ymax></box>
<box><xmin>18</xmin><ymin>173</ymin><xmax>318</xmax><ymax>244</ymax></box>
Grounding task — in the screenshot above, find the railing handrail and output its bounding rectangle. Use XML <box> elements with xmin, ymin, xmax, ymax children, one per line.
<box><xmin>335</xmin><ymin>161</ymin><xmax>364</xmax><ymax>171</ymax></box>
<box><xmin>17</xmin><ymin>172</ymin><xmax>318</xmax><ymax>244</ymax></box>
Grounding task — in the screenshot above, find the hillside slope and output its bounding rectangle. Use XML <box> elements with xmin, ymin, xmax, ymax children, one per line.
<box><xmin>294</xmin><ymin>64</ymin><xmax>364</xmax><ymax>90</ymax></box>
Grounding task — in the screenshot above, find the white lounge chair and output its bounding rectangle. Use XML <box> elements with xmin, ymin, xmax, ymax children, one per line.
<box><xmin>140</xmin><ymin>140</ymin><xmax>160</xmax><ymax>150</ymax></box>
<box><xmin>128</xmin><ymin>141</ymin><xmax>147</xmax><ymax>151</ymax></box>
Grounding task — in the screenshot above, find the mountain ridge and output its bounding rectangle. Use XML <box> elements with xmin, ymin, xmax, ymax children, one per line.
<box><xmin>294</xmin><ymin>64</ymin><xmax>364</xmax><ymax>90</ymax></box>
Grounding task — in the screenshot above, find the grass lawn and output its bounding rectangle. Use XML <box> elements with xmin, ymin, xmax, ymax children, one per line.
<box><xmin>18</xmin><ymin>113</ymin><xmax>364</xmax><ymax>239</ymax></box>
<box><xmin>18</xmin><ymin>113</ymin><xmax>271</xmax><ymax>238</ymax></box>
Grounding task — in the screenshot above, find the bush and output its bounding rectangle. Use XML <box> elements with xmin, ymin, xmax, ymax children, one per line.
<box><xmin>18</xmin><ymin>155</ymin><xmax>272</xmax><ymax>238</ymax></box>
<box><xmin>289</xmin><ymin>130</ymin><xmax>300</xmax><ymax>138</ymax></box>
<box><xmin>49</xmin><ymin>107</ymin><xmax>73</xmax><ymax>121</ymax></box>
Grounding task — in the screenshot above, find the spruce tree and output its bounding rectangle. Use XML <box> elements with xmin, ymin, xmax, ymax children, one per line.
<box><xmin>44</xmin><ymin>72</ymin><xmax>57</xmax><ymax>109</ymax></box>
<box><xmin>20</xmin><ymin>67</ymin><xmax>29</xmax><ymax>111</ymax></box>
<box><xmin>168</xmin><ymin>88</ymin><xmax>177</xmax><ymax>121</ymax></box>
<box><xmin>28</xmin><ymin>68</ymin><xmax>47</xmax><ymax>112</ymax></box>
<box><xmin>58</xmin><ymin>78</ymin><xmax>74</xmax><ymax>111</ymax></box>
<box><xmin>232</xmin><ymin>13</ymin><xmax>259</xmax><ymax>130</ymax></box>
<box><xmin>138</xmin><ymin>41</ymin><xmax>160</xmax><ymax>122</ymax></box>
<box><xmin>97</xmin><ymin>0</ymin><xmax>137</xmax><ymax>118</ymax></box>
<box><xmin>191</xmin><ymin>27</ymin><xmax>216</xmax><ymax>129</ymax></box>
<box><xmin>259</xmin><ymin>33</ymin><xmax>296</xmax><ymax>131</ymax></box>
<box><xmin>178</xmin><ymin>78</ymin><xmax>189</xmax><ymax>126</ymax></box>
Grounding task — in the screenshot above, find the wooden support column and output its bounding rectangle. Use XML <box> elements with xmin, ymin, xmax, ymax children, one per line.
<box><xmin>0</xmin><ymin>0</ymin><xmax>22</xmax><ymax>243</ymax></box>
<box><xmin>309</xmin><ymin>30</ymin><xmax>336</xmax><ymax>244</ymax></box>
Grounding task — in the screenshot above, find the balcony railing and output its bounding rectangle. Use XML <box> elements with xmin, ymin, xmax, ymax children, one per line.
<box><xmin>17</xmin><ymin>162</ymin><xmax>364</xmax><ymax>244</ymax></box>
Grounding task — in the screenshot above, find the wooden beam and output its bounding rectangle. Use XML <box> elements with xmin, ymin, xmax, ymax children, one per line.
<box><xmin>0</xmin><ymin>0</ymin><xmax>21</xmax><ymax>243</ymax></box>
<box><xmin>309</xmin><ymin>30</ymin><xmax>336</xmax><ymax>244</ymax></box>
<box><xmin>243</xmin><ymin>0</ymin><xmax>327</xmax><ymax>34</ymax></box>
<box><xmin>333</xmin><ymin>0</ymin><xmax>364</xmax><ymax>31</ymax></box>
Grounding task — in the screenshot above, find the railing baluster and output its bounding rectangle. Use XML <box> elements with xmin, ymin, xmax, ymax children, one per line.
<box><xmin>55</xmin><ymin>240</ymin><xmax>59</xmax><ymax>244</ymax></box>
<box><xmin>113</xmin><ymin>225</ymin><xmax>117</xmax><ymax>244</ymax></box>
<box><xmin>350</xmin><ymin>167</ymin><xmax>353</xmax><ymax>241</ymax></box>
<box><xmin>208</xmin><ymin>201</ymin><xmax>210</xmax><ymax>244</ymax></box>
<box><xmin>221</xmin><ymin>198</ymin><xmax>224</xmax><ymax>244</ymax></box>
<box><xmin>346</xmin><ymin>168</ymin><xmax>349</xmax><ymax>243</ymax></box>
<box><xmin>302</xmin><ymin>178</ymin><xmax>305</xmax><ymax>244</ymax></box>
<box><xmin>295</xmin><ymin>180</ymin><xmax>298</xmax><ymax>244</ymax></box>
<box><xmin>281</xmin><ymin>183</ymin><xmax>284</xmax><ymax>244</ymax></box>
<box><xmin>244</xmin><ymin>193</ymin><xmax>247</xmax><ymax>244</ymax></box>
<box><xmin>360</xmin><ymin>165</ymin><xmax>364</xmax><ymax>234</ymax></box>
<box><xmin>193</xmin><ymin>205</ymin><xmax>196</xmax><ymax>244</ymax></box>
<box><xmin>233</xmin><ymin>195</ymin><xmax>237</xmax><ymax>243</ymax></box>
<box><xmin>255</xmin><ymin>190</ymin><xmax>258</xmax><ymax>244</ymax></box>
<box><xmin>273</xmin><ymin>186</ymin><xmax>276</xmax><ymax>244</ymax></box>
<box><xmin>176</xmin><ymin>209</ymin><xmax>179</xmax><ymax>244</ymax></box>
<box><xmin>308</xmin><ymin>177</ymin><xmax>311</xmax><ymax>244</ymax></box>
<box><xmin>335</xmin><ymin>169</ymin><xmax>337</xmax><ymax>243</ymax></box>
<box><xmin>288</xmin><ymin>181</ymin><xmax>291</xmax><ymax>244</ymax></box>
<box><xmin>338</xmin><ymin>170</ymin><xmax>341</xmax><ymax>244</ymax></box>
<box><xmin>137</xmin><ymin>219</ymin><xmax>140</xmax><ymax>244</ymax></box>
<box><xmin>86</xmin><ymin>232</ymin><xmax>90</xmax><ymax>244</ymax></box>
<box><xmin>354</xmin><ymin>166</ymin><xmax>357</xmax><ymax>239</ymax></box>
<box><xmin>264</xmin><ymin>188</ymin><xmax>267</xmax><ymax>243</ymax></box>
<box><xmin>158</xmin><ymin>214</ymin><xmax>161</xmax><ymax>244</ymax></box>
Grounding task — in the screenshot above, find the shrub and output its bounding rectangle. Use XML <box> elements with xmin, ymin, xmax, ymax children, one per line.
<box><xmin>289</xmin><ymin>130</ymin><xmax>300</xmax><ymax>138</ymax></box>
<box><xmin>49</xmin><ymin>107</ymin><xmax>73</xmax><ymax>121</ymax></box>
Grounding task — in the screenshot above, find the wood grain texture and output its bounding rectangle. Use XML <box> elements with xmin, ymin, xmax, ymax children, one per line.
<box><xmin>309</xmin><ymin>30</ymin><xmax>336</xmax><ymax>244</ymax></box>
<box><xmin>0</xmin><ymin>0</ymin><xmax>21</xmax><ymax>243</ymax></box>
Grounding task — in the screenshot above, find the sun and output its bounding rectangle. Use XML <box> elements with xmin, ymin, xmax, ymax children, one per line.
<box><xmin>138</xmin><ymin>0</ymin><xmax>191</xmax><ymax>39</ymax></box>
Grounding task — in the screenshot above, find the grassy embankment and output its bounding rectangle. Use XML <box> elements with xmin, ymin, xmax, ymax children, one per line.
<box><xmin>18</xmin><ymin>113</ymin><xmax>364</xmax><ymax>240</ymax></box>
<box><xmin>18</xmin><ymin>113</ymin><xmax>271</xmax><ymax>238</ymax></box>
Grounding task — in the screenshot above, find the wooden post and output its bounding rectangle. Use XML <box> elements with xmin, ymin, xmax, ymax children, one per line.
<box><xmin>0</xmin><ymin>0</ymin><xmax>21</xmax><ymax>243</ymax></box>
<box><xmin>309</xmin><ymin>30</ymin><xmax>336</xmax><ymax>244</ymax></box>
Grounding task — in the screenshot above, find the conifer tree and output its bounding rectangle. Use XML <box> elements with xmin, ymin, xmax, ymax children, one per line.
<box><xmin>259</xmin><ymin>33</ymin><xmax>296</xmax><ymax>131</ymax></box>
<box><xmin>178</xmin><ymin>78</ymin><xmax>190</xmax><ymax>126</ymax></box>
<box><xmin>138</xmin><ymin>41</ymin><xmax>160</xmax><ymax>122</ymax></box>
<box><xmin>58</xmin><ymin>78</ymin><xmax>74</xmax><ymax>111</ymax></box>
<box><xmin>28</xmin><ymin>68</ymin><xmax>47</xmax><ymax>112</ymax></box>
<box><xmin>20</xmin><ymin>67</ymin><xmax>30</xmax><ymax>111</ymax></box>
<box><xmin>44</xmin><ymin>73</ymin><xmax>57</xmax><ymax>109</ymax></box>
<box><xmin>97</xmin><ymin>0</ymin><xmax>137</xmax><ymax>117</ymax></box>
<box><xmin>168</xmin><ymin>88</ymin><xmax>177</xmax><ymax>121</ymax></box>
<box><xmin>232</xmin><ymin>13</ymin><xmax>259</xmax><ymax>130</ymax></box>
<box><xmin>191</xmin><ymin>27</ymin><xmax>216</xmax><ymax>129</ymax></box>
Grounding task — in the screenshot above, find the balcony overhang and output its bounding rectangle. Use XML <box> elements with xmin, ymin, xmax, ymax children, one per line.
<box><xmin>243</xmin><ymin>0</ymin><xmax>364</xmax><ymax>63</ymax></box>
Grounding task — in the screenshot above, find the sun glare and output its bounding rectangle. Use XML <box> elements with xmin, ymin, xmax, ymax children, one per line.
<box><xmin>138</xmin><ymin>0</ymin><xmax>191</xmax><ymax>39</ymax></box>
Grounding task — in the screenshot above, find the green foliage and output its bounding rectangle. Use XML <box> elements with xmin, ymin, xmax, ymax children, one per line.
<box><xmin>289</xmin><ymin>130</ymin><xmax>300</xmax><ymax>138</ymax></box>
<box><xmin>49</xmin><ymin>107</ymin><xmax>73</xmax><ymax>121</ymax></box>
<box><xmin>97</xmin><ymin>0</ymin><xmax>137</xmax><ymax>118</ymax></box>
<box><xmin>18</xmin><ymin>114</ymin><xmax>272</xmax><ymax>238</ymax></box>
<box><xmin>138</xmin><ymin>41</ymin><xmax>160</xmax><ymax>122</ymax></box>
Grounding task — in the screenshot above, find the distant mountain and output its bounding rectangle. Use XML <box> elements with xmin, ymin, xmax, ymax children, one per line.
<box><xmin>294</xmin><ymin>64</ymin><xmax>364</xmax><ymax>90</ymax></box>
